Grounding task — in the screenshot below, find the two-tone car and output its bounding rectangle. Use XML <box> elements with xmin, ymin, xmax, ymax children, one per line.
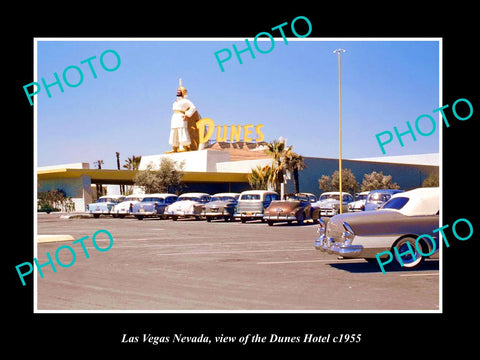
<box><xmin>111</xmin><ymin>194</ymin><xmax>146</xmax><ymax>218</ymax></box>
<box><xmin>204</xmin><ymin>192</ymin><xmax>240</xmax><ymax>222</ymax></box>
<box><xmin>311</xmin><ymin>191</ymin><xmax>354</xmax><ymax>217</ymax></box>
<box><xmin>264</xmin><ymin>193</ymin><xmax>320</xmax><ymax>226</ymax></box>
<box><xmin>87</xmin><ymin>195</ymin><xmax>125</xmax><ymax>218</ymax></box>
<box><xmin>234</xmin><ymin>190</ymin><xmax>279</xmax><ymax>223</ymax></box>
<box><xmin>131</xmin><ymin>193</ymin><xmax>178</xmax><ymax>220</ymax></box>
<box><xmin>315</xmin><ymin>187</ymin><xmax>439</xmax><ymax>270</ymax></box>
<box><xmin>164</xmin><ymin>192</ymin><xmax>211</xmax><ymax>221</ymax></box>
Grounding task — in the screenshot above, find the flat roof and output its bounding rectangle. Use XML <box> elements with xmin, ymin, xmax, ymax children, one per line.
<box><xmin>37</xmin><ymin>168</ymin><xmax>249</xmax><ymax>185</ymax></box>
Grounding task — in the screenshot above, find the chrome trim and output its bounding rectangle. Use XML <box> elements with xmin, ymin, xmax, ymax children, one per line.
<box><xmin>315</xmin><ymin>235</ymin><xmax>363</xmax><ymax>256</ymax></box>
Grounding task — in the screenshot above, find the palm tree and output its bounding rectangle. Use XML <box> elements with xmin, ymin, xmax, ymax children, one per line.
<box><xmin>284</xmin><ymin>150</ymin><xmax>306</xmax><ymax>193</ymax></box>
<box><xmin>123</xmin><ymin>155</ymin><xmax>142</xmax><ymax>170</ymax></box>
<box><xmin>248</xmin><ymin>165</ymin><xmax>272</xmax><ymax>190</ymax></box>
<box><xmin>264</xmin><ymin>139</ymin><xmax>292</xmax><ymax>193</ymax></box>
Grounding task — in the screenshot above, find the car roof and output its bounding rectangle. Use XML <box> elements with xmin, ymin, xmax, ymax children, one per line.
<box><xmin>121</xmin><ymin>194</ymin><xmax>147</xmax><ymax>200</ymax></box>
<box><xmin>143</xmin><ymin>193</ymin><xmax>178</xmax><ymax>197</ymax></box>
<box><xmin>240</xmin><ymin>190</ymin><xmax>278</xmax><ymax>195</ymax></box>
<box><xmin>178</xmin><ymin>192</ymin><xmax>210</xmax><ymax>197</ymax></box>
<box><xmin>387</xmin><ymin>187</ymin><xmax>439</xmax><ymax>216</ymax></box>
<box><xmin>369</xmin><ymin>189</ymin><xmax>404</xmax><ymax>194</ymax></box>
<box><xmin>320</xmin><ymin>191</ymin><xmax>353</xmax><ymax>196</ymax></box>
<box><xmin>211</xmin><ymin>192</ymin><xmax>239</xmax><ymax>197</ymax></box>
<box><xmin>99</xmin><ymin>195</ymin><xmax>124</xmax><ymax>199</ymax></box>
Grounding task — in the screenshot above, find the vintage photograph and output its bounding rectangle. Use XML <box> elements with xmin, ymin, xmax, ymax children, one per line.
<box><xmin>30</xmin><ymin>36</ymin><xmax>443</xmax><ymax>312</ymax></box>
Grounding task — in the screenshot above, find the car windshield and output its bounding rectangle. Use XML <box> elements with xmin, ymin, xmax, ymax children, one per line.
<box><xmin>320</xmin><ymin>194</ymin><xmax>340</xmax><ymax>201</ymax></box>
<box><xmin>241</xmin><ymin>194</ymin><xmax>261</xmax><ymax>200</ymax></box>
<box><xmin>142</xmin><ymin>197</ymin><xmax>164</xmax><ymax>203</ymax></box>
<box><xmin>284</xmin><ymin>194</ymin><xmax>308</xmax><ymax>201</ymax></box>
<box><xmin>97</xmin><ymin>197</ymin><xmax>122</xmax><ymax>203</ymax></box>
<box><xmin>319</xmin><ymin>194</ymin><xmax>351</xmax><ymax>201</ymax></box>
<box><xmin>381</xmin><ymin>197</ymin><xmax>409</xmax><ymax>210</ymax></box>
<box><xmin>356</xmin><ymin>194</ymin><xmax>368</xmax><ymax>201</ymax></box>
<box><xmin>367</xmin><ymin>193</ymin><xmax>391</xmax><ymax>203</ymax></box>
<box><xmin>179</xmin><ymin>197</ymin><xmax>199</xmax><ymax>201</ymax></box>
<box><xmin>211</xmin><ymin>196</ymin><xmax>236</xmax><ymax>202</ymax></box>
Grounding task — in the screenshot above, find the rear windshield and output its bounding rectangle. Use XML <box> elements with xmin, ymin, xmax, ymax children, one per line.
<box><xmin>381</xmin><ymin>197</ymin><xmax>409</xmax><ymax>210</ymax></box>
<box><xmin>142</xmin><ymin>197</ymin><xmax>164</xmax><ymax>203</ymax></box>
<box><xmin>240</xmin><ymin>194</ymin><xmax>261</xmax><ymax>200</ymax></box>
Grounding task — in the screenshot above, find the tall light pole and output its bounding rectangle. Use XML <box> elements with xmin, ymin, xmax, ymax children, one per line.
<box><xmin>333</xmin><ymin>48</ymin><xmax>345</xmax><ymax>214</ymax></box>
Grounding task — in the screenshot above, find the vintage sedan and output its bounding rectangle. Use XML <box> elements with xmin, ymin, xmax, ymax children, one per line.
<box><xmin>264</xmin><ymin>193</ymin><xmax>320</xmax><ymax>226</ymax></box>
<box><xmin>363</xmin><ymin>189</ymin><xmax>404</xmax><ymax>211</ymax></box>
<box><xmin>347</xmin><ymin>191</ymin><xmax>369</xmax><ymax>212</ymax></box>
<box><xmin>164</xmin><ymin>192</ymin><xmax>211</xmax><ymax>220</ymax></box>
<box><xmin>111</xmin><ymin>194</ymin><xmax>146</xmax><ymax>218</ymax></box>
<box><xmin>131</xmin><ymin>193</ymin><xmax>178</xmax><ymax>220</ymax></box>
<box><xmin>87</xmin><ymin>195</ymin><xmax>125</xmax><ymax>218</ymax></box>
<box><xmin>234</xmin><ymin>190</ymin><xmax>279</xmax><ymax>223</ymax></box>
<box><xmin>204</xmin><ymin>192</ymin><xmax>240</xmax><ymax>222</ymax></box>
<box><xmin>311</xmin><ymin>191</ymin><xmax>354</xmax><ymax>216</ymax></box>
<box><xmin>315</xmin><ymin>187</ymin><xmax>439</xmax><ymax>270</ymax></box>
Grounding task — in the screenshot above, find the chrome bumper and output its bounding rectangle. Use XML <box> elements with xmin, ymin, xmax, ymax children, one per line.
<box><xmin>264</xmin><ymin>215</ymin><xmax>297</xmax><ymax>221</ymax></box>
<box><xmin>315</xmin><ymin>234</ymin><xmax>363</xmax><ymax>257</ymax></box>
<box><xmin>234</xmin><ymin>213</ymin><xmax>263</xmax><ymax>218</ymax></box>
<box><xmin>319</xmin><ymin>209</ymin><xmax>337</xmax><ymax>216</ymax></box>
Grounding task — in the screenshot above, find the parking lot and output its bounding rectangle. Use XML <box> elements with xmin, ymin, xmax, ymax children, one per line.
<box><xmin>35</xmin><ymin>213</ymin><xmax>440</xmax><ymax>311</ymax></box>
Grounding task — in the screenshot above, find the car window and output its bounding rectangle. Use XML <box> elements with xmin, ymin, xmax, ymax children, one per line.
<box><xmin>241</xmin><ymin>194</ymin><xmax>260</xmax><ymax>200</ymax></box>
<box><xmin>320</xmin><ymin>194</ymin><xmax>339</xmax><ymax>200</ymax></box>
<box><xmin>381</xmin><ymin>197</ymin><xmax>409</xmax><ymax>210</ymax></box>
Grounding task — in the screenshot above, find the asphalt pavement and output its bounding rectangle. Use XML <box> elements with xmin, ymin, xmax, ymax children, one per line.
<box><xmin>35</xmin><ymin>213</ymin><xmax>440</xmax><ymax>311</ymax></box>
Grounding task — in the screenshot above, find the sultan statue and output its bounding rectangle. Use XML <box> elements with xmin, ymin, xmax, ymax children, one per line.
<box><xmin>167</xmin><ymin>79</ymin><xmax>202</xmax><ymax>152</ymax></box>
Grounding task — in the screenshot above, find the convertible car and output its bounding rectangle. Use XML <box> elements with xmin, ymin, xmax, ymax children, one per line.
<box><xmin>164</xmin><ymin>192</ymin><xmax>211</xmax><ymax>220</ymax></box>
<box><xmin>264</xmin><ymin>193</ymin><xmax>320</xmax><ymax>226</ymax></box>
<box><xmin>315</xmin><ymin>187</ymin><xmax>439</xmax><ymax>270</ymax></box>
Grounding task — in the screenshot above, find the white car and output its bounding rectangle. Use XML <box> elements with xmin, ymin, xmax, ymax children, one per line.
<box><xmin>164</xmin><ymin>192</ymin><xmax>211</xmax><ymax>220</ymax></box>
<box><xmin>111</xmin><ymin>194</ymin><xmax>146</xmax><ymax>218</ymax></box>
<box><xmin>312</xmin><ymin>191</ymin><xmax>354</xmax><ymax>217</ymax></box>
<box><xmin>348</xmin><ymin>191</ymin><xmax>369</xmax><ymax>212</ymax></box>
<box><xmin>87</xmin><ymin>195</ymin><xmax>125</xmax><ymax>218</ymax></box>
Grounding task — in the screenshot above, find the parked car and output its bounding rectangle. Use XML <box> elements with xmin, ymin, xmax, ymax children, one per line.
<box><xmin>315</xmin><ymin>187</ymin><xmax>439</xmax><ymax>269</ymax></box>
<box><xmin>87</xmin><ymin>195</ymin><xmax>125</xmax><ymax>218</ymax></box>
<box><xmin>131</xmin><ymin>193</ymin><xmax>178</xmax><ymax>220</ymax></box>
<box><xmin>363</xmin><ymin>189</ymin><xmax>404</xmax><ymax>211</ymax></box>
<box><xmin>234</xmin><ymin>190</ymin><xmax>279</xmax><ymax>223</ymax></box>
<box><xmin>264</xmin><ymin>193</ymin><xmax>320</xmax><ymax>226</ymax></box>
<box><xmin>311</xmin><ymin>192</ymin><xmax>354</xmax><ymax>217</ymax></box>
<box><xmin>204</xmin><ymin>192</ymin><xmax>240</xmax><ymax>222</ymax></box>
<box><xmin>164</xmin><ymin>192</ymin><xmax>211</xmax><ymax>220</ymax></box>
<box><xmin>347</xmin><ymin>191</ymin><xmax>369</xmax><ymax>212</ymax></box>
<box><xmin>302</xmin><ymin>193</ymin><xmax>318</xmax><ymax>203</ymax></box>
<box><xmin>111</xmin><ymin>194</ymin><xmax>146</xmax><ymax>218</ymax></box>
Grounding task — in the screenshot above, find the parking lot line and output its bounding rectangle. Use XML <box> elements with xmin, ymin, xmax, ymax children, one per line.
<box><xmin>399</xmin><ymin>273</ymin><xmax>439</xmax><ymax>277</ymax></box>
<box><xmin>146</xmin><ymin>248</ymin><xmax>314</xmax><ymax>256</ymax></box>
<box><xmin>257</xmin><ymin>258</ymin><xmax>365</xmax><ymax>265</ymax></box>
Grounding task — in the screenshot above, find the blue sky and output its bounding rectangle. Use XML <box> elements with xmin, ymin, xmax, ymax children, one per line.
<box><xmin>36</xmin><ymin>38</ymin><xmax>440</xmax><ymax>169</ymax></box>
